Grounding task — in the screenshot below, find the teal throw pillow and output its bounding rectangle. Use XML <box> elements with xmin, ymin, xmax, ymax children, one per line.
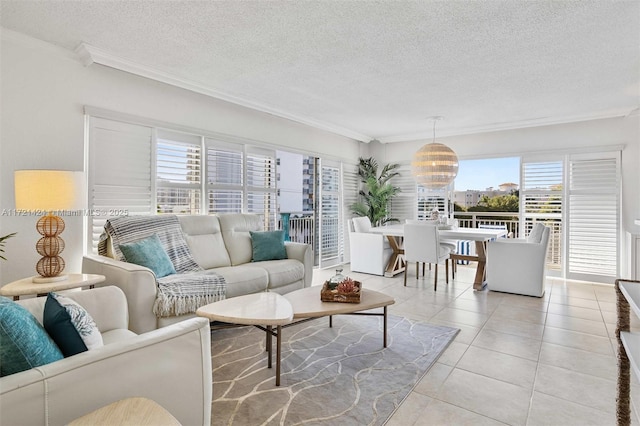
<box><xmin>0</xmin><ymin>296</ymin><xmax>63</xmax><ymax>377</ymax></box>
<box><xmin>119</xmin><ymin>233</ymin><xmax>176</xmax><ymax>278</ymax></box>
<box><xmin>250</xmin><ymin>230</ymin><xmax>287</xmax><ymax>262</ymax></box>
<box><xmin>44</xmin><ymin>293</ymin><xmax>104</xmax><ymax>357</ymax></box>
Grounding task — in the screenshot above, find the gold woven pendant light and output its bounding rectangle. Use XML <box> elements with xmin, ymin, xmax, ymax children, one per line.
<box><xmin>411</xmin><ymin>117</ymin><xmax>459</xmax><ymax>189</ymax></box>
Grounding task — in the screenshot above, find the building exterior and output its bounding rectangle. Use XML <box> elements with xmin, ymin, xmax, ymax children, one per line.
<box><xmin>453</xmin><ymin>183</ymin><xmax>519</xmax><ymax>208</ymax></box>
<box><xmin>276</xmin><ymin>151</ymin><xmax>316</xmax><ymax>214</ymax></box>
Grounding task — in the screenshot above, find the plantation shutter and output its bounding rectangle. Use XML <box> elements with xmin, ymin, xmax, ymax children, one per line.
<box><xmin>567</xmin><ymin>153</ymin><xmax>620</xmax><ymax>281</ymax></box>
<box><xmin>319</xmin><ymin>159</ymin><xmax>341</xmax><ymax>268</ymax></box>
<box><xmin>205</xmin><ymin>139</ymin><xmax>244</xmax><ymax>214</ymax></box>
<box><xmin>246</xmin><ymin>146</ymin><xmax>277</xmax><ymax>230</ymax></box>
<box><xmin>389</xmin><ymin>162</ymin><xmax>416</xmax><ymax>222</ymax></box>
<box><xmin>521</xmin><ymin>157</ymin><xmax>563</xmax><ymax>270</ymax></box>
<box><xmin>417</xmin><ymin>186</ymin><xmax>448</xmax><ymax>220</ymax></box>
<box><xmin>87</xmin><ymin>117</ymin><xmax>153</xmax><ymax>253</ymax></box>
<box><xmin>155</xmin><ymin>130</ymin><xmax>202</xmax><ymax>214</ymax></box>
<box><xmin>342</xmin><ymin>162</ymin><xmax>359</xmax><ymax>263</ymax></box>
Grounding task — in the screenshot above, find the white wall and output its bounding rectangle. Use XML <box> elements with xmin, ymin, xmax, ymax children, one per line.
<box><xmin>372</xmin><ymin>115</ymin><xmax>640</xmax><ymax>275</ymax></box>
<box><xmin>0</xmin><ymin>30</ymin><xmax>361</xmax><ymax>285</ymax></box>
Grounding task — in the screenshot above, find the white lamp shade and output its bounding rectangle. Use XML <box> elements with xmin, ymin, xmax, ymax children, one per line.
<box><xmin>15</xmin><ymin>170</ymin><xmax>85</xmax><ymax>211</ymax></box>
<box><xmin>411</xmin><ymin>143</ymin><xmax>459</xmax><ymax>189</ymax></box>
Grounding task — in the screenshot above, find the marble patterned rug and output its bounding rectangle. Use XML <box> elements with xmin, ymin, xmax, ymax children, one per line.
<box><xmin>210</xmin><ymin>314</ymin><xmax>458</xmax><ymax>426</ymax></box>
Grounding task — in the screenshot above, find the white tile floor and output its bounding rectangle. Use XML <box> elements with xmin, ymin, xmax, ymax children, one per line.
<box><xmin>311</xmin><ymin>264</ymin><xmax>637</xmax><ymax>426</ymax></box>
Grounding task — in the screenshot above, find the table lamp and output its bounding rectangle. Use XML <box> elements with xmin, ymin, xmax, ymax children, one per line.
<box><xmin>14</xmin><ymin>170</ymin><xmax>85</xmax><ymax>283</ymax></box>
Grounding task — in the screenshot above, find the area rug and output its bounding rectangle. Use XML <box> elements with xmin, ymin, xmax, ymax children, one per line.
<box><xmin>210</xmin><ymin>314</ymin><xmax>459</xmax><ymax>426</ymax></box>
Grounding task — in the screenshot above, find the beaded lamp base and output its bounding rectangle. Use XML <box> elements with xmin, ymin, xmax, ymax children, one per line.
<box><xmin>34</xmin><ymin>213</ymin><xmax>67</xmax><ymax>280</ymax></box>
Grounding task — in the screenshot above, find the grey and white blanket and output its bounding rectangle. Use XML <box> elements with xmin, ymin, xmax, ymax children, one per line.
<box><xmin>98</xmin><ymin>215</ymin><xmax>226</xmax><ymax>317</ymax></box>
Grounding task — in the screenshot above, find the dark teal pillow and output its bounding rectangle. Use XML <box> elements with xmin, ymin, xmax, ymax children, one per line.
<box><xmin>43</xmin><ymin>294</ymin><xmax>87</xmax><ymax>357</ymax></box>
<box><xmin>119</xmin><ymin>233</ymin><xmax>176</xmax><ymax>278</ymax></box>
<box><xmin>0</xmin><ymin>296</ymin><xmax>63</xmax><ymax>377</ymax></box>
<box><xmin>43</xmin><ymin>293</ymin><xmax>104</xmax><ymax>357</ymax></box>
<box><xmin>250</xmin><ymin>230</ymin><xmax>287</xmax><ymax>262</ymax></box>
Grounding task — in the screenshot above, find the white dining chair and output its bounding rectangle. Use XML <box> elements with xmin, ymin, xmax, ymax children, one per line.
<box><xmin>403</xmin><ymin>223</ymin><xmax>452</xmax><ymax>290</ymax></box>
<box><xmin>406</xmin><ymin>219</ymin><xmax>459</xmax><ymax>278</ymax></box>
<box><xmin>348</xmin><ymin>217</ymin><xmax>392</xmax><ymax>276</ymax></box>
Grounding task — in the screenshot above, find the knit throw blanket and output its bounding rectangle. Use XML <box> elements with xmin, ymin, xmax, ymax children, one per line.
<box><xmin>98</xmin><ymin>215</ymin><xmax>226</xmax><ymax>317</ymax></box>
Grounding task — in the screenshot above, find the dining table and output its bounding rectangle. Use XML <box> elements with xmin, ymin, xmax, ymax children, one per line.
<box><xmin>369</xmin><ymin>224</ymin><xmax>507</xmax><ymax>290</ymax></box>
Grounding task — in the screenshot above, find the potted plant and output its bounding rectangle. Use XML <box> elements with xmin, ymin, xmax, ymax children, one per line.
<box><xmin>0</xmin><ymin>232</ymin><xmax>16</xmax><ymax>261</ymax></box>
<box><xmin>350</xmin><ymin>157</ymin><xmax>401</xmax><ymax>227</ymax></box>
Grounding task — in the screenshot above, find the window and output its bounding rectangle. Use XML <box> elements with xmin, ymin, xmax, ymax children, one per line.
<box><xmin>87</xmin><ymin>117</ymin><xmax>152</xmax><ymax>253</ymax></box>
<box><xmin>318</xmin><ymin>160</ymin><xmax>341</xmax><ymax>267</ymax></box>
<box><xmin>205</xmin><ymin>140</ymin><xmax>243</xmax><ymax>214</ymax></box>
<box><xmin>519</xmin><ymin>152</ymin><xmax>620</xmax><ymax>282</ymax></box>
<box><xmin>388</xmin><ymin>162</ymin><xmax>417</xmax><ymax>222</ymax></box>
<box><xmin>246</xmin><ymin>146</ymin><xmax>277</xmax><ymax>230</ymax></box>
<box><xmin>342</xmin><ymin>162</ymin><xmax>359</xmax><ymax>263</ymax></box>
<box><xmin>86</xmin><ymin>114</ymin><xmax>278</xmax><ymax>252</ymax></box>
<box><xmin>420</xmin><ymin>151</ymin><xmax>620</xmax><ymax>282</ymax></box>
<box><xmin>521</xmin><ymin>158</ymin><xmax>563</xmax><ymax>270</ymax></box>
<box><xmin>417</xmin><ymin>186</ymin><xmax>448</xmax><ymax>220</ymax></box>
<box><xmin>567</xmin><ymin>153</ymin><xmax>620</xmax><ymax>281</ymax></box>
<box><xmin>156</xmin><ymin>130</ymin><xmax>202</xmax><ymax>214</ymax></box>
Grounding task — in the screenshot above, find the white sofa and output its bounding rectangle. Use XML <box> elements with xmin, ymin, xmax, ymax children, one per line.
<box><xmin>0</xmin><ymin>286</ymin><xmax>212</xmax><ymax>426</ymax></box>
<box><xmin>348</xmin><ymin>217</ymin><xmax>393</xmax><ymax>276</ymax></box>
<box><xmin>83</xmin><ymin>213</ymin><xmax>314</xmax><ymax>333</ymax></box>
<box><xmin>486</xmin><ymin>223</ymin><xmax>551</xmax><ymax>297</ymax></box>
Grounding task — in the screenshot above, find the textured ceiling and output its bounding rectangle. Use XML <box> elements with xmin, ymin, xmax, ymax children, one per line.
<box><xmin>1</xmin><ymin>0</ymin><xmax>638</xmax><ymax>142</ymax></box>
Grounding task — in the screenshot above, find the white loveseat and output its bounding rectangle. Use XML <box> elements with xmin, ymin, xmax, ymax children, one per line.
<box><xmin>83</xmin><ymin>213</ymin><xmax>314</xmax><ymax>333</ymax></box>
<box><xmin>0</xmin><ymin>286</ymin><xmax>212</xmax><ymax>426</ymax></box>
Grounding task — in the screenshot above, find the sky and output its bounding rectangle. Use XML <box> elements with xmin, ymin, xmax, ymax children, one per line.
<box><xmin>455</xmin><ymin>157</ymin><xmax>520</xmax><ymax>191</ymax></box>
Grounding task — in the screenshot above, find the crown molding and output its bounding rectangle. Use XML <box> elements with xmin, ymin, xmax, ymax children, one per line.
<box><xmin>378</xmin><ymin>108</ymin><xmax>636</xmax><ymax>143</ymax></box>
<box><xmin>75</xmin><ymin>43</ymin><xmax>372</xmax><ymax>142</ymax></box>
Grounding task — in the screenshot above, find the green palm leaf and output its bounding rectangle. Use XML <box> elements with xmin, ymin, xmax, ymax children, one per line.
<box><xmin>0</xmin><ymin>232</ymin><xmax>17</xmax><ymax>261</ymax></box>
<box><xmin>350</xmin><ymin>157</ymin><xmax>401</xmax><ymax>227</ymax></box>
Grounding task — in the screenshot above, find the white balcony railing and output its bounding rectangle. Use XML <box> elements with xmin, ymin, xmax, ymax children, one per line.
<box><xmin>453</xmin><ymin>211</ymin><xmax>561</xmax><ymax>271</ymax></box>
<box><xmin>278</xmin><ymin>213</ymin><xmax>315</xmax><ymax>247</ymax></box>
<box><xmin>453</xmin><ymin>211</ymin><xmax>520</xmax><ymax>237</ymax></box>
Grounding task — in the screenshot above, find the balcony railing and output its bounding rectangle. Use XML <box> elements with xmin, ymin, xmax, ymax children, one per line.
<box><xmin>453</xmin><ymin>211</ymin><xmax>561</xmax><ymax>271</ymax></box>
<box><xmin>278</xmin><ymin>213</ymin><xmax>315</xmax><ymax>248</ymax></box>
<box><xmin>453</xmin><ymin>211</ymin><xmax>520</xmax><ymax>237</ymax></box>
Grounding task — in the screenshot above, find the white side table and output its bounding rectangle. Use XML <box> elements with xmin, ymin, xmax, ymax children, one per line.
<box><xmin>0</xmin><ymin>273</ymin><xmax>105</xmax><ymax>300</ymax></box>
<box><xmin>68</xmin><ymin>397</ymin><xmax>180</xmax><ymax>426</ymax></box>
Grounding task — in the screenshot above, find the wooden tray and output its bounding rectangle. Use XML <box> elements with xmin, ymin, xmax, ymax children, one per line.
<box><xmin>320</xmin><ymin>281</ymin><xmax>362</xmax><ymax>303</ymax></box>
